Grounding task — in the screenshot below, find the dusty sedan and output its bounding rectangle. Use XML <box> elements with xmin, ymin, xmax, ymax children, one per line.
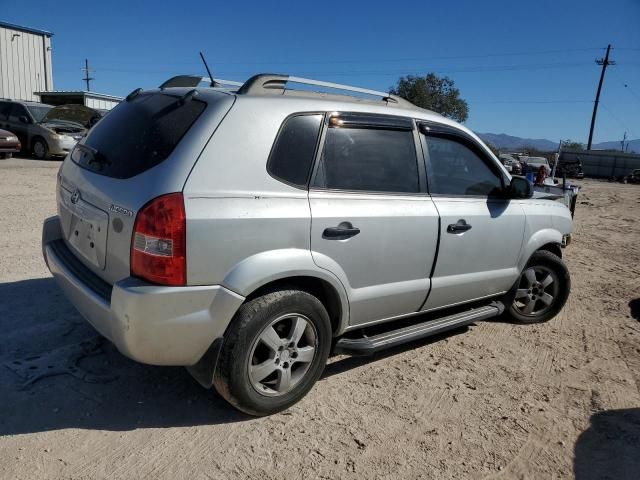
<box><xmin>0</xmin><ymin>128</ymin><xmax>20</xmax><ymax>159</ymax></box>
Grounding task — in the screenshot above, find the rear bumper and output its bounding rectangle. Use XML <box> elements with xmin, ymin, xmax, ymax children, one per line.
<box><xmin>42</xmin><ymin>216</ymin><xmax>245</xmax><ymax>366</ymax></box>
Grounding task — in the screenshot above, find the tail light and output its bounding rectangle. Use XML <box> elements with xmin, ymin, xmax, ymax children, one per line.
<box><xmin>131</xmin><ymin>193</ymin><xmax>186</xmax><ymax>286</ymax></box>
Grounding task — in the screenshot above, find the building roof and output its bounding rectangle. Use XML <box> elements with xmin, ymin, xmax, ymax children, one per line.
<box><xmin>34</xmin><ymin>90</ymin><xmax>124</xmax><ymax>101</ymax></box>
<box><xmin>0</xmin><ymin>21</ymin><xmax>53</xmax><ymax>37</ymax></box>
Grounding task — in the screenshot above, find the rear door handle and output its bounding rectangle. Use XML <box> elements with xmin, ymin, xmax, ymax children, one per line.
<box><xmin>447</xmin><ymin>219</ymin><xmax>472</xmax><ymax>233</ymax></box>
<box><xmin>323</xmin><ymin>222</ymin><xmax>360</xmax><ymax>240</ymax></box>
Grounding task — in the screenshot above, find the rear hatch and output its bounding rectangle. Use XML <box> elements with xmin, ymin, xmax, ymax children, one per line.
<box><xmin>56</xmin><ymin>89</ymin><xmax>235</xmax><ymax>285</ymax></box>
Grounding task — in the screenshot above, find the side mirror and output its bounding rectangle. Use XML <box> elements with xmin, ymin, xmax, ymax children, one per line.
<box><xmin>509</xmin><ymin>176</ymin><xmax>533</xmax><ymax>199</ymax></box>
<box><xmin>18</xmin><ymin>115</ymin><xmax>30</xmax><ymax>124</ymax></box>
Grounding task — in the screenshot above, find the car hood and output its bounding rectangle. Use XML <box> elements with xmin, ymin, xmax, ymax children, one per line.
<box><xmin>41</xmin><ymin>105</ymin><xmax>102</xmax><ymax>129</ymax></box>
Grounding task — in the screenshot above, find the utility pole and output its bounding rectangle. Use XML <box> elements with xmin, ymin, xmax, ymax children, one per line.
<box><xmin>621</xmin><ymin>131</ymin><xmax>627</xmax><ymax>152</ymax></box>
<box><xmin>82</xmin><ymin>58</ymin><xmax>94</xmax><ymax>91</ymax></box>
<box><xmin>587</xmin><ymin>44</ymin><xmax>615</xmax><ymax>150</ymax></box>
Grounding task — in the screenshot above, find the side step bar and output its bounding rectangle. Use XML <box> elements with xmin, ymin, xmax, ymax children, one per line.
<box><xmin>333</xmin><ymin>302</ymin><xmax>504</xmax><ymax>356</ymax></box>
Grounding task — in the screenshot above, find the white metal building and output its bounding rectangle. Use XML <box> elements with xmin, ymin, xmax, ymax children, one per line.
<box><xmin>35</xmin><ymin>91</ymin><xmax>123</xmax><ymax>110</ymax></box>
<box><xmin>0</xmin><ymin>21</ymin><xmax>53</xmax><ymax>101</ymax></box>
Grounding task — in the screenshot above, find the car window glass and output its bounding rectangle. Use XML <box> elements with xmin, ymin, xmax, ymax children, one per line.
<box><xmin>0</xmin><ymin>102</ymin><xmax>10</xmax><ymax>121</ymax></box>
<box><xmin>8</xmin><ymin>104</ymin><xmax>28</xmax><ymax>122</ymax></box>
<box><xmin>425</xmin><ymin>136</ymin><xmax>503</xmax><ymax>196</ymax></box>
<box><xmin>314</xmin><ymin>126</ymin><xmax>419</xmax><ymax>193</ymax></box>
<box><xmin>73</xmin><ymin>92</ymin><xmax>206</xmax><ymax>179</ymax></box>
<box><xmin>268</xmin><ymin>114</ymin><xmax>322</xmax><ymax>187</ymax></box>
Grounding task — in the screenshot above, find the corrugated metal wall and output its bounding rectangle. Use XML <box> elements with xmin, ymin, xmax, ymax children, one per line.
<box><xmin>85</xmin><ymin>97</ymin><xmax>121</xmax><ymax>110</ymax></box>
<box><xmin>561</xmin><ymin>150</ymin><xmax>640</xmax><ymax>178</ymax></box>
<box><xmin>0</xmin><ymin>26</ymin><xmax>53</xmax><ymax>101</ymax></box>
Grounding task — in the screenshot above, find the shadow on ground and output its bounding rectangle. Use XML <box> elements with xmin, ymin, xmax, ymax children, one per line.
<box><xmin>574</xmin><ymin>408</ymin><xmax>640</xmax><ymax>480</ymax></box>
<box><xmin>0</xmin><ymin>277</ymin><xmax>474</xmax><ymax>436</ymax></box>
<box><xmin>629</xmin><ymin>298</ymin><xmax>640</xmax><ymax>321</ymax></box>
<box><xmin>0</xmin><ymin>277</ymin><xmax>250</xmax><ymax>436</ymax></box>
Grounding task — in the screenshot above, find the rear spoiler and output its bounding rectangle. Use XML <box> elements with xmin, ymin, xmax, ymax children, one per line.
<box><xmin>159</xmin><ymin>75</ymin><xmax>243</xmax><ymax>89</ymax></box>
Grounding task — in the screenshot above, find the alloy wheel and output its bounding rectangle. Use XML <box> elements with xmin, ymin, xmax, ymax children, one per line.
<box><xmin>512</xmin><ymin>266</ymin><xmax>559</xmax><ymax>317</ymax></box>
<box><xmin>248</xmin><ymin>314</ymin><xmax>318</xmax><ymax>397</ymax></box>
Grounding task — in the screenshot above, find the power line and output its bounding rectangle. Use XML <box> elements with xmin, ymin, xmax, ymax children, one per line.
<box><xmin>78</xmin><ymin>60</ymin><xmax>593</xmax><ymax>77</ymax></box>
<box><xmin>84</xmin><ymin>47</ymin><xmax>604</xmax><ymax>67</ymax></box>
<box><xmin>600</xmin><ymin>103</ymin><xmax>638</xmax><ymax>140</ymax></box>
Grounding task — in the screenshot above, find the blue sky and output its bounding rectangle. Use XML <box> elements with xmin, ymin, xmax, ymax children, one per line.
<box><xmin>3</xmin><ymin>0</ymin><xmax>639</xmax><ymax>143</ymax></box>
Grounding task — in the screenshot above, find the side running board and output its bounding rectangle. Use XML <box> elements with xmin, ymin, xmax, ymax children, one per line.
<box><xmin>333</xmin><ymin>303</ymin><xmax>504</xmax><ymax>356</ymax></box>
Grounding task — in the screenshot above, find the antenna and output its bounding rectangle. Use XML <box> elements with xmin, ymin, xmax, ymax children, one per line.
<box><xmin>199</xmin><ymin>52</ymin><xmax>215</xmax><ymax>87</ymax></box>
<box><xmin>82</xmin><ymin>58</ymin><xmax>94</xmax><ymax>91</ymax></box>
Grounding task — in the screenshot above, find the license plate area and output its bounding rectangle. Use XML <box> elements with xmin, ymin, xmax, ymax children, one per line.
<box><xmin>59</xmin><ymin>189</ymin><xmax>109</xmax><ymax>270</ymax></box>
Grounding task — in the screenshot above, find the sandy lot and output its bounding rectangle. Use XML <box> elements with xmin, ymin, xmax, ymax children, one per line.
<box><xmin>0</xmin><ymin>156</ymin><xmax>639</xmax><ymax>479</ymax></box>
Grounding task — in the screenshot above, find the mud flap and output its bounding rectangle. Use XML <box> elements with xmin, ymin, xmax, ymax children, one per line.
<box><xmin>185</xmin><ymin>337</ymin><xmax>224</xmax><ymax>388</ymax></box>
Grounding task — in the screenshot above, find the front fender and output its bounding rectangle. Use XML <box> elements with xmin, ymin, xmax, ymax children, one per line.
<box><xmin>222</xmin><ymin>248</ymin><xmax>350</xmax><ymax>333</ymax></box>
<box><xmin>518</xmin><ymin>228</ymin><xmax>563</xmax><ymax>271</ymax></box>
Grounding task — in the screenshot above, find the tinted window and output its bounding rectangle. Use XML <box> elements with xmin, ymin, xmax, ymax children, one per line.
<box><xmin>425</xmin><ymin>136</ymin><xmax>503</xmax><ymax>196</ymax></box>
<box><xmin>8</xmin><ymin>104</ymin><xmax>28</xmax><ymax>122</ymax></box>
<box><xmin>268</xmin><ymin>114</ymin><xmax>322</xmax><ymax>187</ymax></box>
<box><xmin>72</xmin><ymin>93</ymin><xmax>206</xmax><ymax>179</ymax></box>
<box><xmin>0</xmin><ymin>102</ymin><xmax>10</xmax><ymax>121</ymax></box>
<box><xmin>314</xmin><ymin>127</ymin><xmax>419</xmax><ymax>193</ymax></box>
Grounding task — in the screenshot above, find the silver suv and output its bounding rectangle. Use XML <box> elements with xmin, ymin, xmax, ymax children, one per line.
<box><xmin>42</xmin><ymin>74</ymin><xmax>572</xmax><ymax>415</ymax></box>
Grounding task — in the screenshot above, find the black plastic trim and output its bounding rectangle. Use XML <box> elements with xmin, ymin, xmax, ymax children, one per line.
<box><xmin>48</xmin><ymin>239</ymin><xmax>113</xmax><ymax>302</ymax></box>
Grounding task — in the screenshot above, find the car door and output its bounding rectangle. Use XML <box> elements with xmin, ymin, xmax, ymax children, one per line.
<box><xmin>419</xmin><ymin>123</ymin><xmax>525</xmax><ymax>311</ymax></box>
<box><xmin>309</xmin><ymin>113</ymin><xmax>439</xmax><ymax>326</ymax></box>
<box><xmin>7</xmin><ymin>104</ymin><xmax>30</xmax><ymax>148</ymax></box>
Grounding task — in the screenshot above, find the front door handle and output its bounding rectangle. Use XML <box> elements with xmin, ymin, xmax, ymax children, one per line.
<box><xmin>447</xmin><ymin>219</ymin><xmax>472</xmax><ymax>233</ymax></box>
<box><xmin>323</xmin><ymin>222</ymin><xmax>360</xmax><ymax>240</ymax></box>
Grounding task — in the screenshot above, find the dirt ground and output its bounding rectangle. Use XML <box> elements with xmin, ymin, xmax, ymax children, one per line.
<box><xmin>0</xmin><ymin>156</ymin><xmax>639</xmax><ymax>480</ymax></box>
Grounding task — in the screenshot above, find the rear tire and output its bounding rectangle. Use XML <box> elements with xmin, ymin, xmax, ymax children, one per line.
<box><xmin>214</xmin><ymin>288</ymin><xmax>332</xmax><ymax>416</ymax></box>
<box><xmin>506</xmin><ymin>250</ymin><xmax>570</xmax><ymax>324</ymax></box>
<box><xmin>0</xmin><ymin>152</ymin><xmax>10</xmax><ymax>159</ymax></box>
<box><xmin>32</xmin><ymin>138</ymin><xmax>49</xmax><ymax>160</ymax></box>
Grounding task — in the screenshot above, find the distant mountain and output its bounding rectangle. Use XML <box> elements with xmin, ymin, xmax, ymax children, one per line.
<box><xmin>478</xmin><ymin>133</ymin><xmax>639</xmax><ymax>153</ymax></box>
<box><xmin>478</xmin><ymin>133</ymin><xmax>559</xmax><ymax>152</ymax></box>
<box><xmin>591</xmin><ymin>139</ymin><xmax>640</xmax><ymax>153</ymax></box>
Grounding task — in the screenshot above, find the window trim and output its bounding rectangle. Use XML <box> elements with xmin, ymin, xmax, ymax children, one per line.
<box><xmin>419</xmin><ymin>121</ymin><xmax>509</xmax><ymax>198</ymax></box>
<box><xmin>266</xmin><ymin>111</ymin><xmax>326</xmax><ymax>190</ymax></box>
<box><xmin>309</xmin><ymin>112</ymin><xmax>427</xmax><ymax>196</ymax></box>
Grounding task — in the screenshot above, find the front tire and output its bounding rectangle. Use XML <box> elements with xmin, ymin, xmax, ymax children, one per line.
<box><xmin>507</xmin><ymin>250</ymin><xmax>570</xmax><ymax>324</ymax></box>
<box><xmin>32</xmin><ymin>138</ymin><xmax>49</xmax><ymax>160</ymax></box>
<box><xmin>214</xmin><ymin>289</ymin><xmax>332</xmax><ymax>416</ymax></box>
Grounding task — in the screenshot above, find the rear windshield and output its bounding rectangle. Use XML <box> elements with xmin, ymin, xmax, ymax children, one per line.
<box><xmin>71</xmin><ymin>92</ymin><xmax>206</xmax><ymax>179</ymax></box>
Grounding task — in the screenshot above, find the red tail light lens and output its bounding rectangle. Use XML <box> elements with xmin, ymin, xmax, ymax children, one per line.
<box><xmin>131</xmin><ymin>193</ymin><xmax>186</xmax><ymax>286</ymax></box>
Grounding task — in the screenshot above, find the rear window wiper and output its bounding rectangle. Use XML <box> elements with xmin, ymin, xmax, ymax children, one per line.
<box><xmin>74</xmin><ymin>143</ymin><xmax>112</xmax><ymax>167</ymax></box>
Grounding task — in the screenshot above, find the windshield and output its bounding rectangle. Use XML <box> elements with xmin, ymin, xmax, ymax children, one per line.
<box><xmin>27</xmin><ymin>105</ymin><xmax>52</xmax><ymax>122</ymax></box>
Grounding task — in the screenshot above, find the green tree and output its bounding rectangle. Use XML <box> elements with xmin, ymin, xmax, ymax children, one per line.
<box><xmin>561</xmin><ymin>139</ymin><xmax>584</xmax><ymax>151</ymax></box>
<box><xmin>390</xmin><ymin>74</ymin><xmax>469</xmax><ymax>122</ymax></box>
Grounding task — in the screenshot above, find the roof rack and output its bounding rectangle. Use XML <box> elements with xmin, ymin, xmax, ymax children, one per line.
<box><xmin>236</xmin><ymin>74</ymin><xmax>414</xmax><ymax>107</ymax></box>
<box><xmin>158</xmin><ymin>73</ymin><xmax>416</xmax><ymax>108</ymax></box>
<box><xmin>159</xmin><ymin>75</ymin><xmax>243</xmax><ymax>89</ymax></box>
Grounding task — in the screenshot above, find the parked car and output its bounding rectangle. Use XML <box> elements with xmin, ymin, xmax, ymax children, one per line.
<box><xmin>521</xmin><ymin>156</ymin><xmax>551</xmax><ymax>175</ymax></box>
<box><xmin>623</xmin><ymin>169</ymin><xmax>640</xmax><ymax>184</ymax></box>
<box><xmin>556</xmin><ymin>157</ymin><xmax>585</xmax><ymax>179</ymax></box>
<box><xmin>42</xmin><ymin>74</ymin><xmax>573</xmax><ymax>416</ymax></box>
<box><xmin>0</xmin><ymin>128</ymin><xmax>20</xmax><ymax>159</ymax></box>
<box><xmin>498</xmin><ymin>154</ymin><xmax>523</xmax><ymax>175</ymax></box>
<box><xmin>0</xmin><ymin>100</ymin><xmax>93</xmax><ymax>159</ymax></box>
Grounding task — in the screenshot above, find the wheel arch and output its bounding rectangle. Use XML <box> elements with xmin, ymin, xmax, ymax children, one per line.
<box><xmin>517</xmin><ymin>228</ymin><xmax>563</xmax><ymax>271</ymax></box>
<box><xmin>222</xmin><ymin>248</ymin><xmax>350</xmax><ymax>335</ymax></box>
